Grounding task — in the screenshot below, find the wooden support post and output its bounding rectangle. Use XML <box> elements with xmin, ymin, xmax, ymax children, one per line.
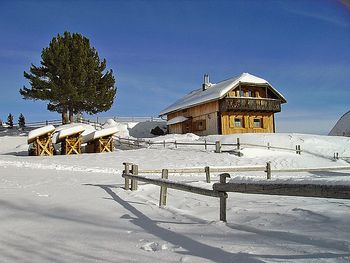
<box><xmin>266</xmin><ymin>162</ymin><xmax>271</xmax><ymax>179</ymax></box>
<box><xmin>298</xmin><ymin>145</ymin><xmax>301</xmax><ymax>155</ymax></box>
<box><xmin>219</xmin><ymin>173</ymin><xmax>230</xmax><ymax>222</ymax></box>
<box><xmin>205</xmin><ymin>140</ymin><xmax>207</xmax><ymax>151</ymax></box>
<box><xmin>215</xmin><ymin>141</ymin><xmax>221</xmax><ymax>153</ymax></box>
<box><xmin>205</xmin><ymin>166</ymin><xmax>211</xmax><ymax>183</ymax></box>
<box><xmin>131</xmin><ymin>164</ymin><xmax>139</xmax><ymax>191</ymax></box>
<box><xmin>123</xmin><ymin>162</ymin><xmax>131</xmax><ymax>190</ymax></box>
<box><xmin>159</xmin><ymin>169</ymin><xmax>169</xmax><ymax>207</ymax></box>
<box><xmin>237</xmin><ymin>138</ymin><xmax>240</xmax><ymax>150</ymax></box>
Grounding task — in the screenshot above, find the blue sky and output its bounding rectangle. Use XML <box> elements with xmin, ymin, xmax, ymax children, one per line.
<box><xmin>0</xmin><ymin>0</ymin><xmax>349</xmax><ymax>134</ymax></box>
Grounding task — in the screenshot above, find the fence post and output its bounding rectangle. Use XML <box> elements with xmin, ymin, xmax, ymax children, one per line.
<box><xmin>175</xmin><ymin>141</ymin><xmax>177</xmax><ymax>149</ymax></box>
<box><xmin>266</xmin><ymin>162</ymin><xmax>271</xmax><ymax>179</ymax></box>
<box><xmin>205</xmin><ymin>166</ymin><xmax>211</xmax><ymax>183</ymax></box>
<box><xmin>215</xmin><ymin>141</ymin><xmax>222</xmax><ymax>153</ymax></box>
<box><xmin>163</xmin><ymin>140</ymin><xmax>166</xmax><ymax>148</ymax></box>
<box><xmin>219</xmin><ymin>173</ymin><xmax>230</xmax><ymax>222</ymax></box>
<box><xmin>336</xmin><ymin>152</ymin><xmax>339</xmax><ymax>160</ymax></box>
<box><xmin>131</xmin><ymin>164</ymin><xmax>138</xmax><ymax>191</ymax></box>
<box><xmin>205</xmin><ymin>140</ymin><xmax>207</xmax><ymax>151</ymax></box>
<box><xmin>295</xmin><ymin>145</ymin><xmax>298</xmax><ymax>154</ymax></box>
<box><xmin>236</xmin><ymin>138</ymin><xmax>240</xmax><ymax>150</ymax></box>
<box><xmin>298</xmin><ymin>145</ymin><xmax>301</xmax><ymax>155</ymax></box>
<box><xmin>46</xmin><ymin>120</ymin><xmax>48</xmax><ymax>125</ymax></box>
<box><xmin>123</xmin><ymin>162</ymin><xmax>132</xmax><ymax>190</ymax></box>
<box><xmin>159</xmin><ymin>169</ymin><xmax>169</xmax><ymax>207</ymax></box>
<box><xmin>267</xmin><ymin>142</ymin><xmax>270</xmax><ymax>150</ymax></box>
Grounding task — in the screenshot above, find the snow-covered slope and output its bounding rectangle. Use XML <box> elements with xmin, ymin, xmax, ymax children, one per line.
<box><xmin>1</xmin><ymin>132</ymin><xmax>350</xmax><ymax>262</ymax></box>
<box><xmin>329</xmin><ymin>110</ymin><xmax>350</xmax><ymax>136</ymax></box>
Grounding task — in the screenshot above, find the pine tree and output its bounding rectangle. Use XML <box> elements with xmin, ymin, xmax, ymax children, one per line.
<box><xmin>6</xmin><ymin>113</ymin><xmax>14</xmax><ymax>128</ymax></box>
<box><xmin>18</xmin><ymin>113</ymin><xmax>26</xmax><ymax>129</ymax></box>
<box><xmin>20</xmin><ymin>32</ymin><xmax>116</xmax><ymax>124</ymax></box>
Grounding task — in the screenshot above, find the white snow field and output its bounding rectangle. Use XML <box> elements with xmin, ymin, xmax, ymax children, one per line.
<box><xmin>1</xmin><ymin>127</ymin><xmax>350</xmax><ymax>263</ymax></box>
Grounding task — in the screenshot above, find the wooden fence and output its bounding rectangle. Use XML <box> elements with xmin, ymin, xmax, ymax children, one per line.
<box><xmin>122</xmin><ymin>162</ymin><xmax>350</xmax><ymax>222</ymax></box>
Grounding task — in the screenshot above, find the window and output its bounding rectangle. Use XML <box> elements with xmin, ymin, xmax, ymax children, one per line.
<box><xmin>229</xmin><ymin>116</ymin><xmax>244</xmax><ymax>128</ymax></box>
<box><xmin>253</xmin><ymin>118</ymin><xmax>262</xmax><ymax>128</ymax></box>
<box><xmin>234</xmin><ymin>118</ymin><xmax>243</xmax><ymax>127</ymax></box>
<box><xmin>194</xmin><ymin>119</ymin><xmax>206</xmax><ymax>131</ymax></box>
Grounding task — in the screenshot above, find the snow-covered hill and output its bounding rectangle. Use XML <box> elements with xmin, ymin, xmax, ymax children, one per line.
<box><xmin>1</xmin><ymin>131</ymin><xmax>350</xmax><ymax>262</ymax></box>
<box><xmin>329</xmin><ymin>110</ymin><xmax>350</xmax><ymax>136</ymax></box>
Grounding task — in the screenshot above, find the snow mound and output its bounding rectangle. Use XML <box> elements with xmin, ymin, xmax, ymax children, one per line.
<box><xmin>102</xmin><ymin>119</ymin><xmax>117</xmax><ymax>128</ymax></box>
<box><xmin>329</xmin><ymin>110</ymin><xmax>350</xmax><ymax>136</ymax></box>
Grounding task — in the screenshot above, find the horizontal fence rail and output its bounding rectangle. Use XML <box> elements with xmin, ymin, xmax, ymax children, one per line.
<box><xmin>138</xmin><ymin>165</ymin><xmax>267</xmax><ymax>174</ymax></box>
<box><xmin>213</xmin><ymin>182</ymin><xmax>350</xmax><ymax>199</ymax></box>
<box><xmin>123</xmin><ymin>173</ymin><xmax>224</xmax><ymax>198</ymax></box>
<box><xmin>122</xmin><ymin>162</ymin><xmax>350</xmax><ymax>222</ymax></box>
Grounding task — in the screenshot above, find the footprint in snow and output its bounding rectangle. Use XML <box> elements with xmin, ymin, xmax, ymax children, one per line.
<box><xmin>140</xmin><ymin>242</ymin><xmax>168</xmax><ymax>252</ymax></box>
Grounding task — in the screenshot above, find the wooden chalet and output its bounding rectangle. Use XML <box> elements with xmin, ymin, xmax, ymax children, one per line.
<box><xmin>160</xmin><ymin>73</ymin><xmax>287</xmax><ymax>135</ymax></box>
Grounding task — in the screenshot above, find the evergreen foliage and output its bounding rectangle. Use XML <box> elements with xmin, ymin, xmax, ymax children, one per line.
<box><xmin>18</xmin><ymin>113</ymin><xmax>26</xmax><ymax>128</ymax></box>
<box><xmin>20</xmin><ymin>32</ymin><xmax>116</xmax><ymax>124</ymax></box>
<box><xmin>6</xmin><ymin>113</ymin><xmax>14</xmax><ymax>128</ymax></box>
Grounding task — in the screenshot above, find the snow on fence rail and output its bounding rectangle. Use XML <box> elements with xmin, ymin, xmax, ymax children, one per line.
<box><xmin>122</xmin><ymin>162</ymin><xmax>350</xmax><ymax>222</ymax></box>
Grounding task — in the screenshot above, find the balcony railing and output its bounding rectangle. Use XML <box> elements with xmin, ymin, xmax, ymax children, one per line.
<box><xmin>220</xmin><ymin>97</ymin><xmax>281</xmax><ymax>112</ymax></box>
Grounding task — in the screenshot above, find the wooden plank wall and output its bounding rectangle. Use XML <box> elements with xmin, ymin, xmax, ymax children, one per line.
<box><xmin>168</xmin><ymin>101</ymin><xmax>219</xmax><ymax>135</ymax></box>
<box><xmin>221</xmin><ymin>111</ymin><xmax>274</xmax><ymax>134</ymax></box>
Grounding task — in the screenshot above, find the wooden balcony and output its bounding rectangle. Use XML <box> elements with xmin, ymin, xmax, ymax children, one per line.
<box><xmin>219</xmin><ymin>97</ymin><xmax>281</xmax><ymax>112</ymax></box>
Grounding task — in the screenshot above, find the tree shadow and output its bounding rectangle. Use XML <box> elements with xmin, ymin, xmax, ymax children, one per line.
<box><xmin>88</xmin><ymin>183</ymin><xmax>263</xmax><ymax>263</ymax></box>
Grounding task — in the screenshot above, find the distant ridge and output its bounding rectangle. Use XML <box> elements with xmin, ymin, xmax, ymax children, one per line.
<box><xmin>329</xmin><ymin>110</ymin><xmax>350</xmax><ymax>136</ymax></box>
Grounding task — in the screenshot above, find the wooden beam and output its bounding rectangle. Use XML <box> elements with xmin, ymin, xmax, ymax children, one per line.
<box><xmin>213</xmin><ymin>183</ymin><xmax>350</xmax><ymax>199</ymax></box>
<box><xmin>122</xmin><ymin>173</ymin><xmax>225</xmax><ymax>198</ymax></box>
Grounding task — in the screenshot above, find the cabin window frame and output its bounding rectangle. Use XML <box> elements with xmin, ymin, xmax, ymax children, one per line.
<box><xmin>253</xmin><ymin>117</ymin><xmax>263</xmax><ymax>128</ymax></box>
<box><xmin>229</xmin><ymin>115</ymin><xmax>244</xmax><ymax>128</ymax></box>
<box><xmin>193</xmin><ymin>119</ymin><xmax>206</xmax><ymax>132</ymax></box>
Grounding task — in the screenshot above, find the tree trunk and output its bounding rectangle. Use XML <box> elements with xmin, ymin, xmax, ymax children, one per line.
<box><xmin>62</xmin><ymin>109</ymin><xmax>68</xmax><ymax>125</ymax></box>
<box><xmin>69</xmin><ymin>108</ymin><xmax>74</xmax><ymax>123</ymax></box>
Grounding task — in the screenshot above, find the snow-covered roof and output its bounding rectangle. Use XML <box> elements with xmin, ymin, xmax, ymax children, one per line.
<box><xmin>82</xmin><ymin>127</ymin><xmax>119</xmax><ymax>143</ymax></box>
<box><xmin>329</xmin><ymin>110</ymin><xmax>350</xmax><ymax>136</ymax></box>
<box><xmin>167</xmin><ymin>116</ymin><xmax>189</xmax><ymax>125</ymax></box>
<box><xmin>159</xmin><ymin>72</ymin><xmax>287</xmax><ymax>116</ymax></box>
<box><xmin>57</xmin><ymin>125</ymin><xmax>85</xmax><ymax>142</ymax></box>
<box><xmin>27</xmin><ymin>125</ymin><xmax>55</xmax><ymax>143</ymax></box>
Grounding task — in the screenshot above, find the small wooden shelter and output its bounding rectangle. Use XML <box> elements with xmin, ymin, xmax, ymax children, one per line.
<box><xmin>27</xmin><ymin>125</ymin><xmax>55</xmax><ymax>156</ymax></box>
<box><xmin>82</xmin><ymin>127</ymin><xmax>118</xmax><ymax>153</ymax></box>
<box><xmin>160</xmin><ymin>73</ymin><xmax>287</xmax><ymax>135</ymax></box>
<box><xmin>56</xmin><ymin>125</ymin><xmax>85</xmax><ymax>155</ymax></box>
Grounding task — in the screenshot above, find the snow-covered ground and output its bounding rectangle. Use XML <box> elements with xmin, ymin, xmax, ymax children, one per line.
<box><xmin>1</xmin><ymin>126</ymin><xmax>350</xmax><ymax>262</ymax></box>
